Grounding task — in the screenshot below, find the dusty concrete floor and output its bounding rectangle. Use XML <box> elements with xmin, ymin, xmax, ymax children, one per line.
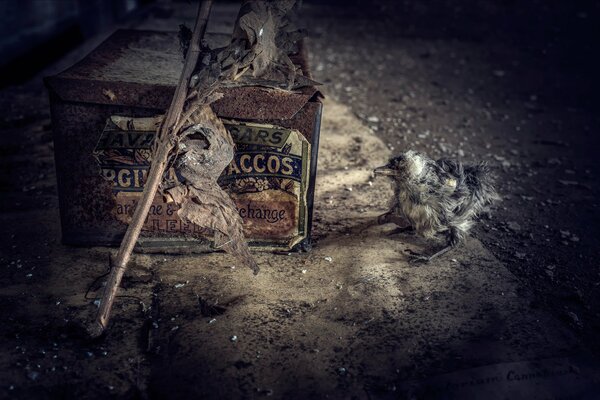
<box><xmin>1</xmin><ymin>1</ymin><xmax>599</xmax><ymax>399</ymax></box>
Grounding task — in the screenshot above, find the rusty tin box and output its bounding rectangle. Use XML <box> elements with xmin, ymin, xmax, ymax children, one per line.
<box><xmin>45</xmin><ymin>29</ymin><xmax>321</xmax><ymax>252</ymax></box>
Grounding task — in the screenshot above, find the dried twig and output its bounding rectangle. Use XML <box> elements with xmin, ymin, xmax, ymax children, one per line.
<box><xmin>89</xmin><ymin>0</ymin><xmax>214</xmax><ymax>337</ymax></box>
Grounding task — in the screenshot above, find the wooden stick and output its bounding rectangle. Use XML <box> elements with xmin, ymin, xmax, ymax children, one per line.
<box><xmin>89</xmin><ymin>0</ymin><xmax>214</xmax><ymax>338</ymax></box>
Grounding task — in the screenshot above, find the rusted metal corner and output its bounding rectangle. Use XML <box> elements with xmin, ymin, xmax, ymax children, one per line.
<box><xmin>45</xmin><ymin>29</ymin><xmax>320</xmax><ymax>121</ymax></box>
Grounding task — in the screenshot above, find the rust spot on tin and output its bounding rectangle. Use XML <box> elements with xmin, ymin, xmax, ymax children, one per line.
<box><xmin>212</xmin><ymin>86</ymin><xmax>318</xmax><ymax>121</ymax></box>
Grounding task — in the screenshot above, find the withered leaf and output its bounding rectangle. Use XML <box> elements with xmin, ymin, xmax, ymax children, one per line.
<box><xmin>189</xmin><ymin>0</ymin><xmax>316</xmax><ymax>92</ymax></box>
<box><xmin>164</xmin><ymin>107</ymin><xmax>259</xmax><ymax>275</ymax></box>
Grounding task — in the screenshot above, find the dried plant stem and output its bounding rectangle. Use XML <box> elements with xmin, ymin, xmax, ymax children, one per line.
<box><xmin>90</xmin><ymin>0</ymin><xmax>214</xmax><ymax>337</ymax></box>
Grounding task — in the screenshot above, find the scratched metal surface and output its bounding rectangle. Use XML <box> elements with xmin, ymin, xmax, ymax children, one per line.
<box><xmin>45</xmin><ymin>30</ymin><xmax>319</xmax><ymax>119</ymax></box>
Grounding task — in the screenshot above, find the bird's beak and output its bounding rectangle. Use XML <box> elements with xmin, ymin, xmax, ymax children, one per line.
<box><xmin>373</xmin><ymin>165</ymin><xmax>395</xmax><ymax>177</ymax></box>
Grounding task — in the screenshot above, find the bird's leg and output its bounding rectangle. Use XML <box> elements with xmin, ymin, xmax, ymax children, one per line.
<box><xmin>386</xmin><ymin>225</ymin><xmax>415</xmax><ymax>236</ymax></box>
<box><xmin>447</xmin><ymin>226</ymin><xmax>463</xmax><ymax>247</ymax></box>
<box><xmin>377</xmin><ymin>210</ymin><xmax>414</xmax><ymax>235</ymax></box>
<box><xmin>409</xmin><ymin>245</ymin><xmax>453</xmax><ymax>263</ymax></box>
<box><xmin>409</xmin><ymin>227</ymin><xmax>461</xmax><ymax>263</ymax></box>
<box><xmin>377</xmin><ymin>210</ymin><xmax>395</xmax><ymax>225</ymax></box>
<box><xmin>378</xmin><ymin>210</ymin><xmax>410</xmax><ymax>226</ymax></box>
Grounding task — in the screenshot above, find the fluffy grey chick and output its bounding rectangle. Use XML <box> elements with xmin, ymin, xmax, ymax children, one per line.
<box><xmin>374</xmin><ymin>150</ymin><xmax>499</xmax><ymax>261</ymax></box>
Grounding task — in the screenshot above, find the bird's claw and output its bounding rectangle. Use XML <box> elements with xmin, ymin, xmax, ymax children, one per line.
<box><xmin>407</xmin><ymin>246</ymin><xmax>454</xmax><ymax>263</ymax></box>
<box><xmin>377</xmin><ymin>212</ymin><xmax>393</xmax><ymax>225</ymax></box>
<box><xmin>386</xmin><ymin>226</ymin><xmax>415</xmax><ymax>236</ymax></box>
<box><xmin>408</xmin><ymin>254</ymin><xmax>430</xmax><ymax>264</ymax></box>
<box><xmin>404</xmin><ymin>249</ymin><xmax>430</xmax><ymax>264</ymax></box>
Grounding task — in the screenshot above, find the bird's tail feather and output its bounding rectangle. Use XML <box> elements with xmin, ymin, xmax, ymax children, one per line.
<box><xmin>465</xmin><ymin>162</ymin><xmax>500</xmax><ymax>206</ymax></box>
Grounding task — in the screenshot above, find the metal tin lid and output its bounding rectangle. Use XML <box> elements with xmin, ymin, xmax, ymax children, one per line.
<box><xmin>45</xmin><ymin>29</ymin><xmax>319</xmax><ymax>120</ymax></box>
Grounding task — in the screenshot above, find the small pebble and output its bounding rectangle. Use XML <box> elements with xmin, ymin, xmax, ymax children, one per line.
<box><xmin>507</xmin><ymin>221</ymin><xmax>521</xmax><ymax>232</ymax></box>
<box><xmin>566</xmin><ymin>311</ymin><xmax>582</xmax><ymax>327</ymax></box>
